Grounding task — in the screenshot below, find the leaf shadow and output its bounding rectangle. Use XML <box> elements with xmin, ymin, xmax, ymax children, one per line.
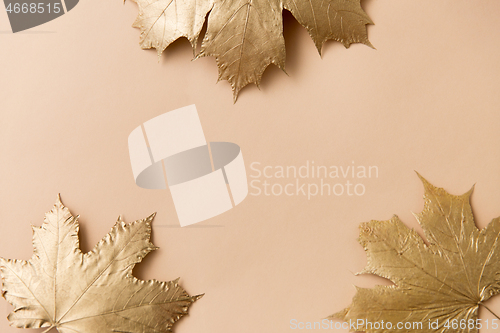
<box><xmin>132</xmin><ymin>246</ymin><xmax>160</xmax><ymax>281</ymax></box>
<box><xmin>361</xmin><ymin>0</ymin><xmax>376</xmax><ymax>15</ymax></box>
<box><xmin>76</xmin><ymin>218</ymin><xmax>91</xmax><ymax>254</ymax></box>
<box><xmin>160</xmin><ymin>37</ymin><xmax>196</xmax><ymax>64</ymax></box>
<box><xmin>158</xmin><ymin>10</ymin><xmax>209</xmax><ymax>64</ymax></box>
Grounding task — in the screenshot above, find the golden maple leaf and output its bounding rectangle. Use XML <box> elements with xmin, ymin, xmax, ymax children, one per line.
<box><xmin>333</xmin><ymin>174</ymin><xmax>500</xmax><ymax>332</ymax></box>
<box><xmin>0</xmin><ymin>196</ymin><xmax>202</xmax><ymax>333</ymax></box>
<box><xmin>127</xmin><ymin>0</ymin><xmax>373</xmax><ymax>101</ymax></box>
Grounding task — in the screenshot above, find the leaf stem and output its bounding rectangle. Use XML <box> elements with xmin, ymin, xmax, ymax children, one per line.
<box><xmin>480</xmin><ymin>303</ymin><xmax>500</xmax><ymax>320</ymax></box>
<box><xmin>41</xmin><ymin>325</ymin><xmax>55</xmax><ymax>333</ymax></box>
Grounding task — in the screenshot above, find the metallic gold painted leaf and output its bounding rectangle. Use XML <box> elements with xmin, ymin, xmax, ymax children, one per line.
<box><xmin>283</xmin><ymin>0</ymin><xmax>373</xmax><ymax>52</ymax></box>
<box><xmin>333</xmin><ymin>174</ymin><xmax>500</xmax><ymax>333</ymax></box>
<box><xmin>197</xmin><ymin>0</ymin><xmax>286</xmax><ymax>101</ymax></box>
<box><xmin>126</xmin><ymin>0</ymin><xmax>373</xmax><ymax>101</ymax></box>
<box><xmin>0</xmin><ymin>196</ymin><xmax>202</xmax><ymax>333</ymax></box>
<box><xmin>130</xmin><ymin>0</ymin><xmax>214</xmax><ymax>56</ymax></box>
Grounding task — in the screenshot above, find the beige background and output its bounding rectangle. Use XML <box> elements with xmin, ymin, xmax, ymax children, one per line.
<box><xmin>2</xmin><ymin>0</ymin><xmax>500</xmax><ymax>332</ymax></box>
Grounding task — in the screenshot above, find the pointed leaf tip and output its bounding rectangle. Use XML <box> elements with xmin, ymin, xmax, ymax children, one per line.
<box><xmin>414</xmin><ymin>170</ymin><xmax>425</xmax><ymax>181</ymax></box>
<box><xmin>147</xmin><ymin>212</ymin><xmax>157</xmax><ymax>222</ymax></box>
<box><xmin>464</xmin><ymin>183</ymin><xmax>475</xmax><ymax>198</ymax></box>
<box><xmin>415</xmin><ymin>172</ymin><xmax>438</xmax><ymax>191</ymax></box>
<box><xmin>127</xmin><ymin>0</ymin><xmax>372</xmax><ymax>102</ymax></box>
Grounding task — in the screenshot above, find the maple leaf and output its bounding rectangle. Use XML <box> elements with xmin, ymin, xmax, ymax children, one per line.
<box><xmin>127</xmin><ymin>0</ymin><xmax>373</xmax><ymax>101</ymax></box>
<box><xmin>333</xmin><ymin>174</ymin><xmax>500</xmax><ymax>333</ymax></box>
<box><xmin>0</xmin><ymin>196</ymin><xmax>202</xmax><ymax>333</ymax></box>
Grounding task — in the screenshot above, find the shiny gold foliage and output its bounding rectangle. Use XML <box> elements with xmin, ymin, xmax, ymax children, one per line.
<box><xmin>333</xmin><ymin>175</ymin><xmax>500</xmax><ymax>332</ymax></box>
<box><xmin>127</xmin><ymin>0</ymin><xmax>373</xmax><ymax>101</ymax></box>
<box><xmin>0</xmin><ymin>196</ymin><xmax>201</xmax><ymax>333</ymax></box>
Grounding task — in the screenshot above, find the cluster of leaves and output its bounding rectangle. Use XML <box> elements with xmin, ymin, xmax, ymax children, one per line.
<box><xmin>127</xmin><ymin>0</ymin><xmax>373</xmax><ymax>101</ymax></box>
